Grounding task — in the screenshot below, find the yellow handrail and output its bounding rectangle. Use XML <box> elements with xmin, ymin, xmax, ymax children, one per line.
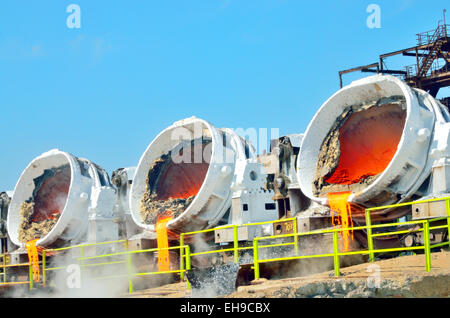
<box><xmin>42</xmin><ymin>242</ymin><xmax>190</xmax><ymax>294</ymax></box>
<box><xmin>252</xmin><ymin>196</ymin><xmax>450</xmax><ymax>280</ymax></box>
<box><xmin>0</xmin><ymin>260</ymin><xmax>33</xmax><ymax>290</ymax></box>
<box><xmin>31</xmin><ymin>196</ymin><xmax>450</xmax><ymax>293</ymax></box>
<box><xmin>179</xmin><ymin>217</ymin><xmax>297</xmax><ymax>281</ymax></box>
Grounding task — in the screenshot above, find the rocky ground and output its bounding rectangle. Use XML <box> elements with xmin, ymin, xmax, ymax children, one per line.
<box><xmin>127</xmin><ymin>250</ymin><xmax>450</xmax><ymax>298</ymax></box>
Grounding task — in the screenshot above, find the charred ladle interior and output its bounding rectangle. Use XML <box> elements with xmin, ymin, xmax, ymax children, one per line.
<box><xmin>140</xmin><ymin>138</ymin><xmax>212</xmax><ymax>225</ymax></box>
<box><xmin>19</xmin><ymin>165</ymin><xmax>71</xmax><ymax>242</ymax></box>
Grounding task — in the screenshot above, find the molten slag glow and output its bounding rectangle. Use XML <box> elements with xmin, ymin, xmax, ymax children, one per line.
<box><xmin>32</xmin><ymin>170</ymin><xmax>70</xmax><ymax>223</ymax></box>
<box><xmin>155</xmin><ymin>142</ymin><xmax>210</xmax><ymax>200</ymax></box>
<box><xmin>325</xmin><ymin>104</ymin><xmax>406</xmax><ymax>185</ymax></box>
<box><xmin>328</xmin><ymin>191</ymin><xmax>354</xmax><ymax>252</ymax></box>
<box><xmin>26</xmin><ymin>239</ymin><xmax>40</xmax><ymax>282</ymax></box>
<box><xmin>156</xmin><ymin>216</ymin><xmax>173</xmax><ymax>272</ymax></box>
<box><xmin>156</xmin><ymin>161</ymin><xmax>208</xmax><ymax>200</ymax></box>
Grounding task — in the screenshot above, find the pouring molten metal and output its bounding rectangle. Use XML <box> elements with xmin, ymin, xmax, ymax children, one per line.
<box><xmin>156</xmin><ymin>215</ymin><xmax>174</xmax><ymax>272</ymax></box>
<box><xmin>328</xmin><ymin>191</ymin><xmax>354</xmax><ymax>252</ymax></box>
<box><xmin>25</xmin><ymin>239</ymin><xmax>42</xmax><ymax>282</ymax></box>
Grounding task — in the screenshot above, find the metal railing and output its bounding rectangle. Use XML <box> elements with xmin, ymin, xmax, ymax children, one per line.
<box><xmin>416</xmin><ymin>24</ymin><xmax>449</xmax><ymax>46</ymax></box>
<box><xmin>178</xmin><ymin>217</ymin><xmax>298</xmax><ymax>281</ymax></box>
<box><xmin>405</xmin><ymin>56</ymin><xmax>447</xmax><ymax>79</ymax></box>
<box><xmin>75</xmin><ymin>244</ymin><xmax>190</xmax><ymax>293</ymax></box>
<box><xmin>0</xmin><ymin>254</ymin><xmax>33</xmax><ymax>290</ymax></box>
<box><xmin>42</xmin><ymin>239</ymin><xmax>128</xmax><ymax>288</ymax></box>
<box><xmin>36</xmin><ymin>218</ymin><xmax>296</xmax><ymax>294</ymax></box>
<box><xmin>402</xmin><ymin>24</ymin><xmax>450</xmax><ymax>79</ymax></box>
<box><xmin>252</xmin><ymin>197</ymin><xmax>450</xmax><ymax>280</ymax></box>
<box><xmin>42</xmin><ymin>239</ymin><xmax>191</xmax><ymax>293</ymax></box>
<box><xmin>405</xmin><ymin>64</ymin><xmax>417</xmax><ymax>78</ymax></box>
<box><xmin>16</xmin><ymin>197</ymin><xmax>450</xmax><ymax>293</ymax></box>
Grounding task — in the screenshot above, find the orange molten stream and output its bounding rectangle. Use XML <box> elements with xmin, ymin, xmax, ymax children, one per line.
<box><xmin>156</xmin><ymin>216</ymin><xmax>173</xmax><ymax>272</ymax></box>
<box><xmin>25</xmin><ymin>239</ymin><xmax>41</xmax><ymax>282</ymax></box>
<box><xmin>328</xmin><ymin>192</ymin><xmax>354</xmax><ymax>252</ymax></box>
<box><xmin>325</xmin><ymin>104</ymin><xmax>405</xmax><ymax>185</ymax></box>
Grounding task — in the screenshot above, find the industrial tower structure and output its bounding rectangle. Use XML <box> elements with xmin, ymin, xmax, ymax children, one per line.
<box><xmin>339</xmin><ymin>16</ymin><xmax>450</xmax><ymax>109</ymax></box>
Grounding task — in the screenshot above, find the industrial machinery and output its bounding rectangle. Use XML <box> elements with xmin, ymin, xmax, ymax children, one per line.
<box><xmin>333</xmin><ymin>19</ymin><xmax>450</xmax><ymax>251</ymax></box>
<box><xmin>0</xmin><ymin>192</ymin><xmax>13</xmax><ymax>254</ymax></box>
<box><xmin>129</xmin><ymin>116</ymin><xmax>278</xmax><ymax>236</ymax></box>
<box><xmin>0</xmin><ymin>119</ymin><xmax>289</xmax><ymax>293</ymax></box>
<box><xmin>6</xmin><ymin>149</ymin><xmax>122</xmax><ymax>265</ymax></box>
<box><xmin>126</xmin><ymin>117</ymin><xmax>282</xmax><ymax>258</ymax></box>
<box><xmin>111</xmin><ymin>167</ymin><xmax>139</xmax><ymax>239</ymax></box>
<box><xmin>1</xmin><ymin>74</ymin><xmax>448</xmax><ymax>295</ymax></box>
<box><xmin>0</xmin><ymin>17</ymin><xmax>449</xmax><ymax>298</ymax></box>
<box><xmin>298</xmin><ymin>74</ymin><xmax>450</xmax><ymax>248</ymax></box>
<box><xmin>119</xmin><ymin>116</ymin><xmax>289</xmax><ymax>291</ymax></box>
<box><xmin>258</xmin><ymin>134</ymin><xmax>331</xmax><ymax>231</ymax></box>
<box><xmin>338</xmin><ymin>21</ymin><xmax>449</xmax><ymax>108</ymax></box>
<box><xmin>258</xmin><ymin>134</ymin><xmax>304</xmax><ymax>217</ymax></box>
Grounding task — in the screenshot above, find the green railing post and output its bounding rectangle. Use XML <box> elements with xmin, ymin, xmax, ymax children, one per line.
<box><xmin>127</xmin><ymin>252</ymin><xmax>134</xmax><ymax>294</ymax></box>
<box><xmin>365</xmin><ymin>208</ymin><xmax>375</xmax><ymax>262</ymax></box>
<box><xmin>332</xmin><ymin>230</ymin><xmax>340</xmax><ymax>277</ymax></box>
<box><xmin>253</xmin><ymin>239</ymin><xmax>260</xmax><ymax>280</ymax></box>
<box><xmin>28</xmin><ymin>264</ymin><xmax>33</xmax><ymax>291</ymax></box>
<box><xmin>42</xmin><ymin>250</ymin><xmax>46</xmax><ymax>287</ymax></box>
<box><xmin>3</xmin><ymin>255</ymin><xmax>6</xmax><ymax>283</ymax></box>
<box><xmin>125</xmin><ymin>241</ymin><xmax>133</xmax><ymax>294</ymax></box>
<box><xmin>79</xmin><ymin>246</ymin><xmax>84</xmax><ymax>286</ymax></box>
<box><xmin>180</xmin><ymin>234</ymin><xmax>185</xmax><ymax>281</ymax></box>
<box><xmin>423</xmin><ymin>220</ymin><xmax>431</xmax><ymax>272</ymax></box>
<box><xmin>233</xmin><ymin>225</ymin><xmax>239</xmax><ymax>264</ymax></box>
<box><xmin>293</xmin><ymin>218</ymin><xmax>299</xmax><ymax>255</ymax></box>
<box><xmin>79</xmin><ymin>247</ymin><xmax>84</xmax><ymax>269</ymax></box>
<box><xmin>185</xmin><ymin>245</ymin><xmax>191</xmax><ymax>290</ymax></box>
<box><xmin>446</xmin><ymin>199</ymin><xmax>450</xmax><ymax>245</ymax></box>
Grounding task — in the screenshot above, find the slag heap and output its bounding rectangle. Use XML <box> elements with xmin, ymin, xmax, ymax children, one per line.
<box><xmin>19</xmin><ymin>165</ymin><xmax>70</xmax><ymax>242</ymax></box>
<box><xmin>140</xmin><ymin>193</ymin><xmax>195</xmax><ymax>225</ymax></box>
<box><xmin>314</xmin><ymin>96</ymin><xmax>407</xmax><ymax>196</ymax></box>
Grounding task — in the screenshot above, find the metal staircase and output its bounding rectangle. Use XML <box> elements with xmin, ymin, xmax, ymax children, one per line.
<box><xmin>416</xmin><ymin>24</ymin><xmax>448</xmax><ymax>78</ymax></box>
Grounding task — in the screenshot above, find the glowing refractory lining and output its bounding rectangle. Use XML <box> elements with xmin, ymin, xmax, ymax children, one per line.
<box><xmin>156</xmin><ymin>216</ymin><xmax>173</xmax><ymax>272</ymax></box>
<box><xmin>328</xmin><ymin>191</ymin><xmax>354</xmax><ymax>252</ymax></box>
<box><xmin>324</xmin><ymin>103</ymin><xmax>405</xmax><ymax>185</ymax></box>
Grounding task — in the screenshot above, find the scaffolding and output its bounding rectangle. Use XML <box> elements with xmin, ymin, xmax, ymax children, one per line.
<box><xmin>339</xmin><ymin>17</ymin><xmax>450</xmax><ymax>109</ymax></box>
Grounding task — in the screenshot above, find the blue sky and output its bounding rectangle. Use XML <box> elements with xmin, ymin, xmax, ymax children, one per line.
<box><xmin>0</xmin><ymin>0</ymin><xmax>449</xmax><ymax>190</ymax></box>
